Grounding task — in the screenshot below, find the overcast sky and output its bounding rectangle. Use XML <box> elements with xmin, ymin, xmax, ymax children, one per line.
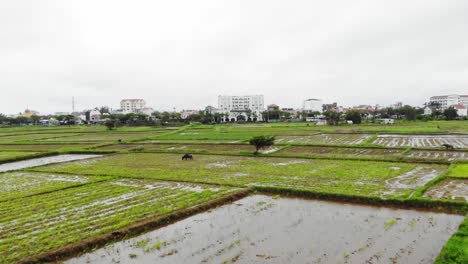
<box><xmin>1</xmin><ymin>0</ymin><xmax>467</xmax><ymax>114</ymax></box>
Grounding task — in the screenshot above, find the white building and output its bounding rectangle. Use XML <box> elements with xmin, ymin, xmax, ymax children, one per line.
<box><xmin>454</xmin><ymin>105</ymin><xmax>467</xmax><ymax>117</ymax></box>
<box><xmin>423</xmin><ymin>106</ymin><xmax>433</xmax><ymax>115</ymax></box>
<box><xmin>217</xmin><ymin>95</ymin><xmax>265</xmax><ymax>122</ymax></box>
<box><xmin>180</xmin><ymin>110</ymin><xmax>199</xmax><ymax>119</ymax></box>
<box><xmin>429</xmin><ymin>94</ymin><xmax>468</xmax><ymax>110</ymax></box>
<box><xmin>303</xmin><ymin>98</ymin><xmax>323</xmax><ymax>113</ymax></box>
<box><xmin>120</xmin><ymin>99</ymin><xmax>146</xmax><ymax>113</ymax></box>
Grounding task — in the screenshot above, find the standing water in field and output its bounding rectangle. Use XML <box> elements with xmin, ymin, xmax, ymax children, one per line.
<box><xmin>0</xmin><ymin>154</ymin><xmax>101</xmax><ymax>172</ymax></box>
<box><xmin>66</xmin><ymin>195</ymin><xmax>463</xmax><ymax>264</ymax></box>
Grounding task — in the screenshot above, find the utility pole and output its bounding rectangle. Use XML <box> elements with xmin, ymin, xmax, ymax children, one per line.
<box><xmin>72</xmin><ymin>96</ymin><xmax>75</xmax><ymax>114</ymax></box>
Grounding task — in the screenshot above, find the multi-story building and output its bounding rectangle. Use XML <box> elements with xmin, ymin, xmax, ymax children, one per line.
<box><xmin>120</xmin><ymin>99</ymin><xmax>146</xmax><ymax>113</ymax></box>
<box><xmin>429</xmin><ymin>94</ymin><xmax>468</xmax><ymax>110</ymax></box>
<box><xmin>217</xmin><ymin>95</ymin><xmax>264</xmax><ymax>122</ymax></box>
<box><xmin>303</xmin><ymin>99</ymin><xmax>323</xmax><ymax>113</ymax></box>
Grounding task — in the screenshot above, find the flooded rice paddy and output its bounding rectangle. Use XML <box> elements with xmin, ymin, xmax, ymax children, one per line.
<box><xmin>276</xmin><ymin>134</ymin><xmax>371</xmax><ymax>145</ymax></box>
<box><xmin>424</xmin><ymin>179</ymin><xmax>468</xmax><ymax>202</ymax></box>
<box><xmin>373</xmin><ymin>134</ymin><xmax>468</xmax><ymax>148</ymax></box>
<box><xmin>0</xmin><ymin>154</ymin><xmax>101</xmax><ymax>172</ymax></box>
<box><xmin>66</xmin><ymin>195</ymin><xmax>463</xmax><ymax>264</ymax></box>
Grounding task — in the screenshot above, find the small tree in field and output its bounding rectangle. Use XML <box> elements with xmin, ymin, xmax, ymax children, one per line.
<box><xmin>104</xmin><ymin>119</ymin><xmax>116</xmax><ymax>130</ymax></box>
<box><xmin>249</xmin><ymin>135</ymin><xmax>275</xmax><ymax>154</ymax></box>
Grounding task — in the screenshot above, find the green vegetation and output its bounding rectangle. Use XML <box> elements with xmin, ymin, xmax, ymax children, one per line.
<box><xmin>435</xmin><ymin>215</ymin><xmax>468</xmax><ymax>264</ymax></box>
<box><xmin>249</xmin><ymin>135</ymin><xmax>275</xmax><ymax>153</ymax></box>
<box><xmin>448</xmin><ymin>164</ymin><xmax>468</xmax><ymax>178</ymax></box>
<box><xmin>0</xmin><ymin>172</ymin><xmax>104</xmax><ymax>201</ymax></box>
<box><xmin>0</xmin><ymin>151</ymin><xmax>50</xmax><ymax>163</ymax></box>
<box><xmin>0</xmin><ymin>178</ymin><xmax>241</xmax><ymax>263</ymax></box>
<box><xmin>31</xmin><ymin>153</ymin><xmax>446</xmax><ymax>199</ymax></box>
<box><xmin>0</xmin><ymin>122</ymin><xmax>466</xmax><ymax>262</ymax></box>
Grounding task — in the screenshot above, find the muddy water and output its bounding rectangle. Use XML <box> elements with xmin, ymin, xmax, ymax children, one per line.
<box><xmin>66</xmin><ymin>195</ymin><xmax>463</xmax><ymax>264</ymax></box>
<box><xmin>0</xmin><ymin>154</ymin><xmax>101</xmax><ymax>172</ymax></box>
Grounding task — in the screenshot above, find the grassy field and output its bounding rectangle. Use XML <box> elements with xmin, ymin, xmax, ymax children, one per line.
<box><xmin>0</xmin><ymin>171</ymin><xmax>105</xmax><ymax>201</ymax></box>
<box><xmin>0</xmin><ymin>122</ymin><xmax>467</xmax><ymax>262</ymax></box>
<box><xmin>31</xmin><ymin>153</ymin><xmax>447</xmax><ymax>199</ymax></box>
<box><xmin>0</xmin><ymin>151</ymin><xmax>46</xmax><ymax>163</ymax></box>
<box><xmin>0</xmin><ymin>178</ymin><xmax>242</xmax><ymax>263</ymax></box>
<box><xmin>448</xmin><ymin>164</ymin><xmax>468</xmax><ymax>178</ymax></box>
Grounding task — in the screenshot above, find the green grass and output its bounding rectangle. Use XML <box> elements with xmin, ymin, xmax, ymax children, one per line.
<box><xmin>36</xmin><ymin>132</ymin><xmax>166</xmax><ymax>142</ymax></box>
<box><xmin>31</xmin><ymin>153</ymin><xmax>447</xmax><ymax>199</ymax></box>
<box><xmin>275</xmin><ymin>145</ymin><xmax>404</xmax><ymax>160</ymax></box>
<box><xmin>0</xmin><ymin>144</ymin><xmax>94</xmax><ymax>152</ymax></box>
<box><xmin>98</xmin><ymin>143</ymin><xmax>256</xmax><ymax>154</ymax></box>
<box><xmin>0</xmin><ymin>178</ymin><xmax>241</xmax><ymax>263</ymax></box>
<box><xmin>0</xmin><ymin>172</ymin><xmax>106</xmax><ymax>201</ymax></box>
<box><xmin>0</xmin><ymin>133</ymin><xmax>81</xmax><ymax>143</ymax></box>
<box><xmin>435</xmin><ymin>215</ymin><xmax>468</xmax><ymax>264</ymax></box>
<box><xmin>0</xmin><ymin>151</ymin><xmax>44</xmax><ymax>162</ymax></box>
<box><xmin>0</xmin><ymin>122</ymin><xmax>467</xmax><ymax>262</ymax></box>
<box><xmin>448</xmin><ymin>164</ymin><xmax>468</xmax><ymax>178</ymax></box>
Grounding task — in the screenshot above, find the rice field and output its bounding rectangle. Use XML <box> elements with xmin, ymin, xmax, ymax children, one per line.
<box><xmin>275</xmin><ymin>134</ymin><xmax>372</xmax><ymax>145</ymax></box>
<box><xmin>0</xmin><ymin>178</ymin><xmax>242</xmax><ymax>263</ymax></box>
<box><xmin>0</xmin><ymin>171</ymin><xmax>99</xmax><ymax>201</ymax></box>
<box><xmin>39</xmin><ymin>132</ymin><xmax>164</xmax><ymax>142</ymax></box>
<box><xmin>406</xmin><ymin>150</ymin><xmax>468</xmax><ymax>161</ymax></box>
<box><xmin>424</xmin><ymin>179</ymin><xmax>468</xmax><ymax>202</ymax></box>
<box><xmin>0</xmin><ymin>123</ymin><xmax>467</xmax><ymax>263</ymax></box>
<box><xmin>276</xmin><ymin>145</ymin><xmax>403</xmax><ymax>159</ymax></box>
<box><xmin>373</xmin><ymin>134</ymin><xmax>468</xmax><ymax>148</ymax></box>
<box><xmin>31</xmin><ymin>153</ymin><xmax>447</xmax><ymax>199</ymax></box>
<box><xmin>0</xmin><ymin>151</ymin><xmax>43</xmax><ymax>162</ymax></box>
<box><xmin>97</xmin><ymin>143</ymin><xmax>256</xmax><ymax>154</ymax></box>
<box><xmin>0</xmin><ymin>144</ymin><xmax>94</xmax><ymax>152</ymax></box>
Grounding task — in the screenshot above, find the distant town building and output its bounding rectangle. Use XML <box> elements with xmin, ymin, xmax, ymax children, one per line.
<box><xmin>267</xmin><ymin>104</ymin><xmax>280</xmax><ymax>111</ymax></box>
<box><xmin>322</xmin><ymin>102</ymin><xmax>339</xmax><ymax>112</ymax></box>
<box><xmin>217</xmin><ymin>95</ymin><xmax>264</xmax><ymax>122</ymax></box>
<box><xmin>180</xmin><ymin>110</ymin><xmax>199</xmax><ymax>119</ymax></box>
<box><xmin>390</xmin><ymin>102</ymin><xmax>403</xmax><ymax>109</ymax></box>
<box><xmin>54</xmin><ymin>112</ymin><xmax>70</xmax><ymax>116</ymax></box>
<box><xmin>429</xmin><ymin>94</ymin><xmax>468</xmax><ymax>110</ymax></box>
<box><xmin>120</xmin><ymin>99</ymin><xmax>146</xmax><ymax>113</ymax></box>
<box><xmin>136</xmin><ymin>107</ymin><xmax>154</xmax><ymax>116</ymax></box>
<box><xmin>423</xmin><ymin>106</ymin><xmax>433</xmax><ymax>115</ymax></box>
<box><xmin>454</xmin><ymin>104</ymin><xmax>467</xmax><ymax>117</ymax></box>
<box><xmin>303</xmin><ymin>99</ymin><xmax>323</xmax><ymax>113</ymax></box>
<box><xmin>22</xmin><ymin>109</ymin><xmax>39</xmax><ymax>117</ymax></box>
<box><xmin>84</xmin><ymin>110</ymin><xmax>103</xmax><ymax>124</ymax></box>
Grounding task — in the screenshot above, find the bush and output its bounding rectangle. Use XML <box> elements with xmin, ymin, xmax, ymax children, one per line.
<box><xmin>249</xmin><ymin>135</ymin><xmax>275</xmax><ymax>153</ymax></box>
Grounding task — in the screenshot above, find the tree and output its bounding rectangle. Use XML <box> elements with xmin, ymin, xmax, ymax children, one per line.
<box><xmin>249</xmin><ymin>135</ymin><xmax>275</xmax><ymax>154</ymax></box>
<box><xmin>443</xmin><ymin>107</ymin><xmax>458</xmax><ymax>120</ymax></box>
<box><xmin>104</xmin><ymin>119</ymin><xmax>116</xmax><ymax>130</ymax></box>
<box><xmin>397</xmin><ymin>105</ymin><xmax>419</xmax><ymax>121</ymax></box>
<box><xmin>345</xmin><ymin>110</ymin><xmax>362</xmax><ymax>124</ymax></box>
<box><xmin>98</xmin><ymin>106</ymin><xmax>110</xmax><ymax>115</ymax></box>
<box><xmin>323</xmin><ymin>111</ymin><xmax>341</xmax><ymax>125</ymax></box>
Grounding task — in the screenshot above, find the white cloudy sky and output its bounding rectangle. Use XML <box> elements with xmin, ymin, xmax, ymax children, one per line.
<box><xmin>1</xmin><ymin>0</ymin><xmax>467</xmax><ymax>114</ymax></box>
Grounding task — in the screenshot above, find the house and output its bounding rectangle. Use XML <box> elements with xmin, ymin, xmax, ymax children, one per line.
<box><xmin>377</xmin><ymin>118</ymin><xmax>395</xmax><ymax>124</ymax></box>
<box><xmin>454</xmin><ymin>104</ymin><xmax>467</xmax><ymax>117</ymax></box>
<box><xmin>180</xmin><ymin>110</ymin><xmax>199</xmax><ymax>119</ymax></box>
<box><xmin>423</xmin><ymin>106</ymin><xmax>433</xmax><ymax>115</ymax></box>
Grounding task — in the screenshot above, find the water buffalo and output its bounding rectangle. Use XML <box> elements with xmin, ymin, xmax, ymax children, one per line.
<box><xmin>442</xmin><ymin>143</ymin><xmax>455</xmax><ymax>150</ymax></box>
<box><xmin>182</xmin><ymin>154</ymin><xmax>193</xmax><ymax>160</ymax></box>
